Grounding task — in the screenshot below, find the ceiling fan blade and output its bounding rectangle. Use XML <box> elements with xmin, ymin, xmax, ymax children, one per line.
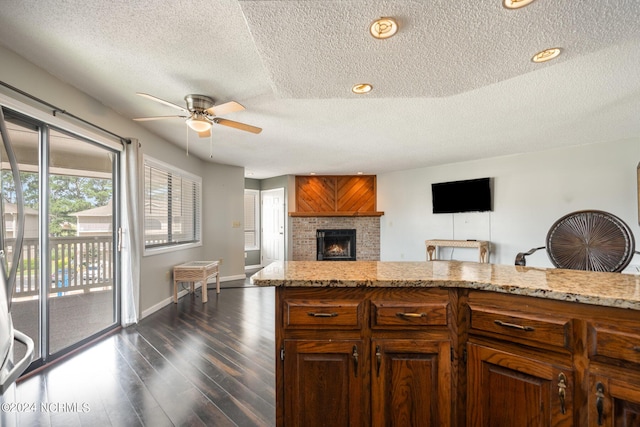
<box><xmin>206</xmin><ymin>101</ymin><xmax>245</xmax><ymax>116</ymax></box>
<box><xmin>198</xmin><ymin>129</ymin><xmax>212</xmax><ymax>138</ymax></box>
<box><xmin>136</xmin><ymin>93</ymin><xmax>187</xmax><ymax>112</ymax></box>
<box><xmin>213</xmin><ymin>118</ymin><xmax>262</xmax><ymax>134</ymax></box>
<box><xmin>133</xmin><ymin>115</ymin><xmax>187</xmax><ymax>121</ymax></box>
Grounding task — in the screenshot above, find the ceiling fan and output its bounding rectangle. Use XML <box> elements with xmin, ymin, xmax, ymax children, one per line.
<box><xmin>133</xmin><ymin>93</ymin><xmax>262</xmax><ymax>137</ymax></box>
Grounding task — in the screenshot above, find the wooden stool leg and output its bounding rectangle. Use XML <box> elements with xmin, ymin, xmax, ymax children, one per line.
<box><xmin>173</xmin><ymin>280</ymin><xmax>178</xmax><ymax>303</ymax></box>
<box><xmin>202</xmin><ymin>273</ymin><xmax>208</xmax><ymax>304</ymax></box>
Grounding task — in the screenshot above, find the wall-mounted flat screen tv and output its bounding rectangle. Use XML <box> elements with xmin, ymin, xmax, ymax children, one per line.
<box><xmin>431</xmin><ymin>177</ymin><xmax>493</xmax><ymax>214</ymax></box>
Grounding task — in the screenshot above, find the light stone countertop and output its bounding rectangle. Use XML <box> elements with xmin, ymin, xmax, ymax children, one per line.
<box><xmin>250</xmin><ymin>260</ymin><xmax>640</xmax><ymax>311</ymax></box>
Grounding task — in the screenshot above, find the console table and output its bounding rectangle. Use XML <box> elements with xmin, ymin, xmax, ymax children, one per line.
<box><xmin>425</xmin><ymin>239</ymin><xmax>490</xmax><ymax>263</ymax></box>
<box><xmin>173</xmin><ymin>260</ymin><xmax>220</xmax><ymax>303</ymax></box>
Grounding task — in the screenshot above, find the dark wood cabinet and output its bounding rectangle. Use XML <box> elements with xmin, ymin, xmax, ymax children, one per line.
<box><xmin>467</xmin><ymin>291</ymin><xmax>575</xmax><ymax>427</ymax></box>
<box><xmin>275</xmin><ymin>287</ymin><xmax>640</xmax><ymax>427</ymax></box>
<box><xmin>587</xmin><ymin>373</ymin><xmax>640</xmax><ymax>427</ymax></box>
<box><xmin>277</xmin><ymin>287</ymin><xmax>453</xmax><ymax>427</ymax></box>
<box><xmin>284</xmin><ymin>339</ymin><xmax>366</xmax><ymax>427</ymax></box>
<box><xmin>587</xmin><ymin>320</ymin><xmax>640</xmax><ymax>426</ymax></box>
<box><xmin>466</xmin><ymin>342</ymin><xmax>573</xmax><ymax>427</ymax></box>
<box><xmin>371</xmin><ymin>339</ymin><xmax>451</xmax><ymax>427</ymax></box>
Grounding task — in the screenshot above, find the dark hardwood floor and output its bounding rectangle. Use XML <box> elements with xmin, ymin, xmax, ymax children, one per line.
<box><xmin>14</xmin><ymin>280</ymin><xmax>276</xmax><ymax>426</ymax></box>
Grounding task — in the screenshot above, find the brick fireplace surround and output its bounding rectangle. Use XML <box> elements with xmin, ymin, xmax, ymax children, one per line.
<box><xmin>292</xmin><ymin>216</ymin><xmax>381</xmax><ymax>261</ymax></box>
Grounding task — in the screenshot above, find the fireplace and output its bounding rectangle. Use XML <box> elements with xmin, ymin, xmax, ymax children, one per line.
<box><xmin>317</xmin><ymin>229</ymin><xmax>356</xmax><ymax>261</ymax></box>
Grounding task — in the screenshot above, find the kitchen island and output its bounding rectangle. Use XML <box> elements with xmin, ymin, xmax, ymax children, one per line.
<box><xmin>251</xmin><ymin>261</ymin><xmax>640</xmax><ymax>427</ymax></box>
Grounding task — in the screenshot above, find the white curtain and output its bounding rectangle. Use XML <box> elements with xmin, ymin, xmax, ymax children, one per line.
<box><xmin>120</xmin><ymin>138</ymin><xmax>141</xmax><ymax>326</ymax></box>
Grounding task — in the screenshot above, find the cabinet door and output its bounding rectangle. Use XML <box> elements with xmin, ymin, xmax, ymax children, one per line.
<box><xmin>467</xmin><ymin>343</ymin><xmax>573</xmax><ymax>427</ymax></box>
<box><xmin>588</xmin><ymin>374</ymin><xmax>640</xmax><ymax>427</ymax></box>
<box><xmin>371</xmin><ymin>339</ymin><xmax>451</xmax><ymax>427</ymax></box>
<box><xmin>284</xmin><ymin>339</ymin><xmax>366</xmax><ymax>427</ymax></box>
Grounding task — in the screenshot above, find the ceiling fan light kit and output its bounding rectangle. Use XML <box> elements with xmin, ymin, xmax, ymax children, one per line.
<box><xmin>186</xmin><ymin>113</ymin><xmax>212</xmax><ymax>133</ymax></box>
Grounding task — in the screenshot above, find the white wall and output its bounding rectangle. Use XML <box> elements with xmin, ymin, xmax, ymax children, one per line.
<box><xmin>202</xmin><ymin>163</ymin><xmax>246</xmax><ymax>280</ymax></box>
<box><xmin>379</xmin><ymin>137</ymin><xmax>640</xmax><ymax>271</ymax></box>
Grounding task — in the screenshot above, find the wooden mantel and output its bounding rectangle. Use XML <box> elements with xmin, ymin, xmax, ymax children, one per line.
<box><xmin>289</xmin><ymin>211</ymin><xmax>384</xmax><ymax>217</ymax></box>
<box><xmin>290</xmin><ymin>175</ymin><xmax>384</xmax><ymax>217</ymax></box>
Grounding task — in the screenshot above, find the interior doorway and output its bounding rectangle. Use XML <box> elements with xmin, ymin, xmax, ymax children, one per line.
<box><xmin>261</xmin><ymin>188</ymin><xmax>285</xmax><ymax>266</ymax></box>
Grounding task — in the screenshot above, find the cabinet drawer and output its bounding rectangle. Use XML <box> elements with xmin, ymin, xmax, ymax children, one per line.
<box><xmin>589</xmin><ymin>323</ymin><xmax>640</xmax><ymax>365</ymax></box>
<box><xmin>283</xmin><ymin>299</ymin><xmax>363</xmax><ymax>329</ymax></box>
<box><xmin>371</xmin><ymin>300</ymin><xmax>448</xmax><ymax>328</ymax></box>
<box><xmin>469</xmin><ymin>304</ymin><xmax>572</xmax><ymax>349</ymax></box>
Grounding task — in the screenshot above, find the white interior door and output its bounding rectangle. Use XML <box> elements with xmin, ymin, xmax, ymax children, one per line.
<box><xmin>261</xmin><ymin>188</ymin><xmax>285</xmax><ymax>266</ymax></box>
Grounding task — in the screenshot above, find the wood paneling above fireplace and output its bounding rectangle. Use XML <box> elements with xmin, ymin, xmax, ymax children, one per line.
<box><xmin>291</xmin><ymin>175</ymin><xmax>384</xmax><ymax>217</ymax></box>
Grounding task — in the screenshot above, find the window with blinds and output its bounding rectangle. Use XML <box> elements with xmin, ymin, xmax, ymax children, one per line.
<box><xmin>144</xmin><ymin>157</ymin><xmax>201</xmax><ymax>250</ymax></box>
<box><xmin>244</xmin><ymin>189</ymin><xmax>260</xmax><ymax>250</ymax></box>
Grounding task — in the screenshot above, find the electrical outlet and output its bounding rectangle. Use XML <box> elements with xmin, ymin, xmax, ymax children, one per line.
<box><xmin>219</xmin><ymin>258</ymin><xmax>223</xmax><ymax>265</ymax></box>
<box><xmin>165</xmin><ymin>270</ymin><xmax>171</xmax><ymax>279</ymax></box>
<box><xmin>244</xmin><ymin>252</ymin><xmax>248</xmax><ymax>259</ymax></box>
<box><xmin>232</xmin><ymin>221</ymin><xmax>241</xmax><ymax>228</ymax></box>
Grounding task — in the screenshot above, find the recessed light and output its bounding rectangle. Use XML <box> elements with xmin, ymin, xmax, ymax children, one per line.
<box><xmin>532</xmin><ymin>48</ymin><xmax>561</xmax><ymax>63</ymax></box>
<box><xmin>503</xmin><ymin>0</ymin><xmax>537</xmax><ymax>9</ymax></box>
<box><xmin>369</xmin><ymin>17</ymin><xmax>398</xmax><ymax>39</ymax></box>
<box><xmin>352</xmin><ymin>83</ymin><xmax>373</xmax><ymax>94</ymax></box>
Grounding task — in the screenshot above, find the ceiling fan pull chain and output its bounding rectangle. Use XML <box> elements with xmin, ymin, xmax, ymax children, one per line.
<box><xmin>210</xmin><ymin>134</ymin><xmax>213</xmax><ymax>158</ymax></box>
<box><xmin>186</xmin><ymin>124</ymin><xmax>189</xmax><ymax>156</ymax></box>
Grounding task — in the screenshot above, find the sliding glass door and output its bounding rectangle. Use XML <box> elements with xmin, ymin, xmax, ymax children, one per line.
<box><xmin>2</xmin><ymin>109</ymin><xmax>119</xmax><ymax>368</ymax></box>
<box><xmin>47</xmin><ymin>128</ymin><xmax>118</xmax><ymax>354</ymax></box>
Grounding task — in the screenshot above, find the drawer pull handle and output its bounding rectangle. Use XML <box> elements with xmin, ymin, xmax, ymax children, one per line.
<box><xmin>494</xmin><ymin>319</ymin><xmax>535</xmax><ymax>332</ymax></box>
<box><xmin>307</xmin><ymin>312</ymin><xmax>338</xmax><ymax>318</ymax></box>
<box><xmin>558</xmin><ymin>372</ymin><xmax>567</xmax><ymax>414</ymax></box>
<box><xmin>596</xmin><ymin>382</ymin><xmax>605</xmax><ymax>425</ymax></box>
<box><xmin>633</xmin><ymin>346</ymin><xmax>640</xmax><ymax>352</ymax></box>
<box><xmin>375</xmin><ymin>345</ymin><xmax>382</xmax><ymax>377</ymax></box>
<box><xmin>396</xmin><ymin>312</ymin><xmax>427</xmax><ymax>319</ymax></box>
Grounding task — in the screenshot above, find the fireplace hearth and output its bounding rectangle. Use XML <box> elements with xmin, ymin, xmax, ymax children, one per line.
<box><xmin>317</xmin><ymin>229</ymin><xmax>356</xmax><ymax>261</ymax></box>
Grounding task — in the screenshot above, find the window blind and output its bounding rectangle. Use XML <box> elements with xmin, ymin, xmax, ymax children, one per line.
<box><xmin>144</xmin><ymin>158</ymin><xmax>201</xmax><ymax>249</ymax></box>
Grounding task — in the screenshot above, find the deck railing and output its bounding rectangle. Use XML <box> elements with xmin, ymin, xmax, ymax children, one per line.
<box><xmin>6</xmin><ymin>236</ymin><xmax>114</xmax><ymax>300</ymax></box>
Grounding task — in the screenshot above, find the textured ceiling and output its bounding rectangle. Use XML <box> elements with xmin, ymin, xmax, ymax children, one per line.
<box><xmin>1</xmin><ymin>0</ymin><xmax>640</xmax><ymax>178</ymax></box>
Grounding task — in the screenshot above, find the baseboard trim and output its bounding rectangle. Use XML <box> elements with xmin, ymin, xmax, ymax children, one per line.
<box><xmin>141</xmin><ymin>273</ymin><xmax>248</xmax><ymax>319</ymax></box>
<box><xmin>221</xmin><ymin>273</ymin><xmax>247</xmax><ymax>282</ymax></box>
<box><xmin>141</xmin><ymin>287</ymin><xmax>193</xmax><ymax>319</ymax></box>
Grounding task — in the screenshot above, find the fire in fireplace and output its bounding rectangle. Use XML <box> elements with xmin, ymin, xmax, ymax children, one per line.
<box><xmin>317</xmin><ymin>229</ymin><xmax>356</xmax><ymax>261</ymax></box>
